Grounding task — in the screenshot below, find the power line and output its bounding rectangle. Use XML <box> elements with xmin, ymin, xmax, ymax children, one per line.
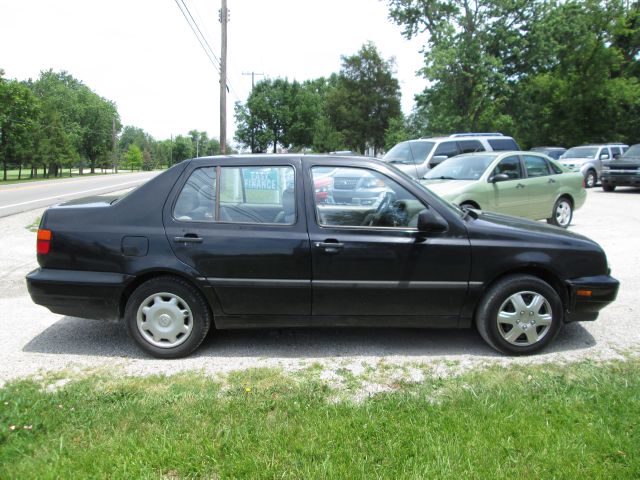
<box><xmin>173</xmin><ymin>0</ymin><xmax>241</xmax><ymax>103</ymax></box>
<box><xmin>173</xmin><ymin>0</ymin><xmax>221</xmax><ymax>74</ymax></box>
<box><xmin>179</xmin><ymin>0</ymin><xmax>222</xmax><ymax>68</ymax></box>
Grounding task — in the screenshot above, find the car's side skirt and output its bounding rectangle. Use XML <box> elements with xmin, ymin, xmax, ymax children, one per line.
<box><xmin>214</xmin><ymin>314</ymin><xmax>461</xmax><ymax>329</ymax></box>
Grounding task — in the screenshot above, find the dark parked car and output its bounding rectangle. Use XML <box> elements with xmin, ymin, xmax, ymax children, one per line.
<box><xmin>601</xmin><ymin>143</ymin><xmax>640</xmax><ymax>191</ymax></box>
<box><xmin>530</xmin><ymin>147</ymin><xmax>566</xmax><ymax>160</ymax></box>
<box><xmin>27</xmin><ymin>155</ymin><xmax>619</xmax><ymax>358</ymax></box>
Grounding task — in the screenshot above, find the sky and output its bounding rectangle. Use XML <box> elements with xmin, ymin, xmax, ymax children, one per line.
<box><xmin>0</xmin><ymin>0</ymin><xmax>427</xmax><ymax>145</ymax></box>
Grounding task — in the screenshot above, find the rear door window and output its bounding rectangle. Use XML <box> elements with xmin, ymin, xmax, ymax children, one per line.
<box><xmin>458</xmin><ymin>140</ymin><xmax>484</xmax><ymax>154</ymax></box>
<box><xmin>219</xmin><ymin>166</ymin><xmax>295</xmax><ymax>224</ymax></box>
<box><xmin>488</xmin><ymin>138</ymin><xmax>520</xmax><ymax>151</ymax></box>
<box><xmin>523</xmin><ymin>155</ymin><xmax>551</xmax><ymax>177</ymax></box>
<box><xmin>433</xmin><ymin>141</ymin><xmax>460</xmax><ymax>158</ymax></box>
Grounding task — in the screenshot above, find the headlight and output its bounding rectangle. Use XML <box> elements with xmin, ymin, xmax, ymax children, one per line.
<box><xmin>358</xmin><ymin>178</ymin><xmax>385</xmax><ymax>189</ymax></box>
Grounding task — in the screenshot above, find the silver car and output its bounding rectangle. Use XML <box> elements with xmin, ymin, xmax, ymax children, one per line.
<box><xmin>558</xmin><ymin>144</ymin><xmax>628</xmax><ymax>188</ymax></box>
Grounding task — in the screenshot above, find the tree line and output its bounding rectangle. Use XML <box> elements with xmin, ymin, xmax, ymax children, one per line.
<box><xmin>0</xmin><ymin>69</ymin><xmax>230</xmax><ymax>181</ymax></box>
<box><xmin>235</xmin><ymin>1</ymin><xmax>639</xmax><ymax>154</ymax></box>
<box><xmin>386</xmin><ymin>0</ymin><xmax>640</xmax><ymax>149</ymax></box>
<box><xmin>234</xmin><ymin>42</ymin><xmax>401</xmax><ymax>156</ymax></box>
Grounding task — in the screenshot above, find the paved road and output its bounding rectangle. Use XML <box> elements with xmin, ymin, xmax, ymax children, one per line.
<box><xmin>0</xmin><ymin>171</ymin><xmax>159</xmax><ymax>218</ymax></box>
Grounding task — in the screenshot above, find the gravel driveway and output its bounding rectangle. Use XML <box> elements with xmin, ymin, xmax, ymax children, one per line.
<box><xmin>1</xmin><ymin>188</ymin><xmax>638</xmax><ymax>387</ymax></box>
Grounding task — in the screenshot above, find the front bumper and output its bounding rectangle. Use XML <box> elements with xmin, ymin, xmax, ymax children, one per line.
<box><xmin>601</xmin><ymin>173</ymin><xmax>640</xmax><ymax>187</ymax></box>
<box><xmin>565</xmin><ymin>275</ymin><xmax>619</xmax><ymax>322</ymax></box>
<box><xmin>26</xmin><ymin>268</ymin><xmax>134</xmax><ymax>321</ymax></box>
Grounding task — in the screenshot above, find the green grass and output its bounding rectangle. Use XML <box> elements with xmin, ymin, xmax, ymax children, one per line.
<box><xmin>1</xmin><ymin>359</ymin><xmax>638</xmax><ymax>478</ymax></box>
<box><xmin>0</xmin><ymin>168</ymin><xmax>144</xmax><ymax>185</ymax></box>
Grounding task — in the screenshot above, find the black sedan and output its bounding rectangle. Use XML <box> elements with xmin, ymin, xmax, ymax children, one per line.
<box><xmin>26</xmin><ymin>155</ymin><xmax>619</xmax><ymax>358</ymax></box>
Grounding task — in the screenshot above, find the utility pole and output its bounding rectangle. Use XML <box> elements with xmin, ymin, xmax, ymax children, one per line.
<box><xmin>219</xmin><ymin>0</ymin><xmax>229</xmax><ymax>154</ymax></box>
<box><xmin>112</xmin><ymin>117</ymin><xmax>117</xmax><ymax>174</ymax></box>
<box><xmin>242</xmin><ymin>72</ymin><xmax>264</xmax><ymax>152</ymax></box>
<box><xmin>242</xmin><ymin>71</ymin><xmax>264</xmax><ymax>89</ymax></box>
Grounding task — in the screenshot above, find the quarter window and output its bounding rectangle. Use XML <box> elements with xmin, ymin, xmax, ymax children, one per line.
<box><xmin>523</xmin><ymin>155</ymin><xmax>551</xmax><ymax>178</ymax></box>
<box><xmin>312</xmin><ymin>167</ymin><xmax>425</xmax><ymax>228</ymax></box>
<box><xmin>173</xmin><ymin>167</ymin><xmax>216</xmax><ymax>222</ymax></box>
<box><xmin>492</xmin><ymin>156</ymin><xmax>523</xmax><ymax>180</ymax></box>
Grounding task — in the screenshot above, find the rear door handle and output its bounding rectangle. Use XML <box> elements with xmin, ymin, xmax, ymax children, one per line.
<box><xmin>173</xmin><ymin>235</ymin><xmax>203</xmax><ymax>244</ymax></box>
<box><xmin>548</xmin><ymin>178</ymin><xmax>556</xmax><ymax>183</ymax></box>
<box><xmin>314</xmin><ymin>240</ymin><xmax>344</xmax><ymax>253</ymax></box>
<box><xmin>516</xmin><ymin>183</ymin><xmax>525</xmax><ymax>189</ymax></box>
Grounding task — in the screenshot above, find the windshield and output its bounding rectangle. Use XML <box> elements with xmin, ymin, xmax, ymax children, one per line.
<box><xmin>562</xmin><ymin>147</ymin><xmax>598</xmax><ymax>159</ymax></box>
<box><xmin>423</xmin><ymin>154</ymin><xmax>497</xmax><ymax>180</ymax></box>
<box><xmin>623</xmin><ymin>144</ymin><xmax>640</xmax><ymax>157</ymax></box>
<box><xmin>383</xmin><ymin>141</ymin><xmax>434</xmax><ymax>165</ymax></box>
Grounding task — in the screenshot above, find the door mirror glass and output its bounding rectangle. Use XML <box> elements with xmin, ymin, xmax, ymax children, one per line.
<box><xmin>600</xmin><ymin>153</ymin><xmax>610</xmax><ymax>160</ymax></box>
<box><xmin>417</xmin><ymin>209</ymin><xmax>448</xmax><ymax>233</ymax></box>
<box><xmin>489</xmin><ymin>173</ymin><xmax>510</xmax><ymax>183</ymax></box>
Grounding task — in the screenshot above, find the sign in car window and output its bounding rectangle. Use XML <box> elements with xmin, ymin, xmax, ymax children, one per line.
<box><xmin>242</xmin><ymin>168</ymin><xmax>280</xmax><ymax>191</ymax></box>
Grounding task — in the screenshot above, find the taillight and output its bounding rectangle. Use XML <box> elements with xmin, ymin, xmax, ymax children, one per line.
<box><xmin>37</xmin><ymin>229</ymin><xmax>52</xmax><ymax>254</ymax></box>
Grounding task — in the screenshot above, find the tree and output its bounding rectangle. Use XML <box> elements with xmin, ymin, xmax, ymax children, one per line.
<box><xmin>0</xmin><ymin>76</ymin><xmax>39</xmax><ymax>180</ymax></box>
<box><xmin>125</xmin><ymin>144</ymin><xmax>143</xmax><ymax>171</ymax></box>
<box><xmin>325</xmin><ymin>42</ymin><xmax>401</xmax><ymax>155</ymax></box>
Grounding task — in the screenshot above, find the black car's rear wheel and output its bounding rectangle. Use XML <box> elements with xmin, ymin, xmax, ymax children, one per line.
<box><xmin>125</xmin><ymin>276</ymin><xmax>211</xmax><ymax>358</ymax></box>
<box><xmin>475</xmin><ymin>274</ymin><xmax>563</xmax><ymax>355</ymax></box>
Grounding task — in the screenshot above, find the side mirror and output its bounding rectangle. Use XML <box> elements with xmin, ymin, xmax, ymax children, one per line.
<box><xmin>600</xmin><ymin>153</ymin><xmax>610</xmax><ymax>160</ymax></box>
<box><xmin>489</xmin><ymin>173</ymin><xmax>510</xmax><ymax>183</ymax></box>
<box><xmin>417</xmin><ymin>209</ymin><xmax>448</xmax><ymax>233</ymax></box>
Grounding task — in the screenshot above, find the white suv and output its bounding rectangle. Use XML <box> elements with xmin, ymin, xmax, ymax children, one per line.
<box><xmin>383</xmin><ymin>133</ymin><xmax>520</xmax><ymax>179</ymax></box>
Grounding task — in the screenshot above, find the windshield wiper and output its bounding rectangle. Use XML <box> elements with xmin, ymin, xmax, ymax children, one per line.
<box><xmin>427</xmin><ymin>175</ymin><xmax>456</xmax><ymax>180</ymax></box>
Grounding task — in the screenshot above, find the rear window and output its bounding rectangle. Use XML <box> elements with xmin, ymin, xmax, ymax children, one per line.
<box><xmin>488</xmin><ymin>138</ymin><xmax>520</xmax><ymax>151</ymax></box>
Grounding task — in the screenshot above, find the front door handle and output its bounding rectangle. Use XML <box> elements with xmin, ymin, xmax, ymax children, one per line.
<box><xmin>516</xmin><ymin>183</ymin><xmax>525</xmax><ymax>189</ymax></box>
<box><xmin>548</xmin><ymin>178</ymin><xmax>556</xmax><ymax>183</ymax></box>
<box><xmin>314</xmin><ymin>240</ymin><xmax>344</xmax><ymax>253</ymax></box>
<box><xmin>174</xmin><ymin>235</ymin><xmax>203</xmax><ymax>244</ymax></box>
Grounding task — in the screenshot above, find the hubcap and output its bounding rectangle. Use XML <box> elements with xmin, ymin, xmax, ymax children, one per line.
<box><xmin>497</xmin><ymin>291</ymin><xmax>553</xmax><ymax>346</ymax></box>
<box><xmin>555</xmin><ymin>201</ymin><xmax>571</xmax><ymax>227</ymax></box>
<box><xmin>136</xmin><ymin>292</ymin><xmax>193</xmax><ymax>348</ymax></box>
<box><xmin>586</xmin><ymin>173</ymin><xmax>595</xmax><ymax>188</ymax></box>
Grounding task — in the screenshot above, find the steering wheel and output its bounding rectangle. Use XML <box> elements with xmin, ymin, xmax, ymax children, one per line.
<box><xmin>375</xmin><ymin>191</ymin><xmax>395</xmax><ymax>214</ymax></box>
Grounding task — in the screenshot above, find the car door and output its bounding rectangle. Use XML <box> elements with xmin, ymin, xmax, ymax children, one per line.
<box><xmin>163</xmin><ymin>158</ymin><xmax>311</xmax><ymax>316</ymax></box>
<box><xmin>304</xmin><ymin>160</ymin><xmax>470</xmax><ymax>324</ymax></box>
<box><xmin>485</xmin><ymin>155</ymin><xmax>529</xmax><ymax>217</ymax></box>
<box><xmin>521</xmin><ymin>154</ymin><xmax>556</xmax><ymax>219</ymax></box>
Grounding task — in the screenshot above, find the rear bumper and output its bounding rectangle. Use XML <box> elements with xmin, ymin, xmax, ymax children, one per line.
<box><xmin>26</xmin><ymin>268</ymin><xmax>134</xmax><ymax>321</ymax></box>
<box><xmin>565</xmin><ymin>275</ymin><xmax>619</xmax><ymax>322</ymax></box>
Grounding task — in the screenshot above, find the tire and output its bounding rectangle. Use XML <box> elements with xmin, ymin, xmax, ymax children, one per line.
<box><xmin>546</xmin><ymin>196</ymin><xmax>573</xmax><ymax>228</ymax></box>
<box><xmin>585</xmin><ymin>169</ymin><xmax>597</xmax><ymax>188</ymax></box>
<box><xmin>124</xmin><ymin>276</ymin><xmax>212</xmax><ymax>358</ymax></box>
<box><xmin>475</xmin><ymin>274</ymin><xmax>563</xmax><ymax>355</ymax></box>
<box><xmin>602</xmin><ymin>184</ymin><xmax>616</xmax><ymax>192</ymax></box>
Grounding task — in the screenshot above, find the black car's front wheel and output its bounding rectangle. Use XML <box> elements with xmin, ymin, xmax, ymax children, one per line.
<box><xmin>475</xmin><ymin>275</ymin><xmax>563</xmax><ymax>355</ymax></box>
<box><xmin>125</xmin><ymin>276</ymin><xmax>212</xmax><ymax>358</ymax></box>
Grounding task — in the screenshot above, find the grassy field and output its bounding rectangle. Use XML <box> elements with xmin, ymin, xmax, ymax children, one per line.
<box><xmin>1</xmin><ymin>359</ymin><xmax>638</xmax><ymax>478</ymax></box>
<box><xmin>0</xmin><ymin>168</ymin><xmax>141</xmax><ymax>185</ymax></box>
